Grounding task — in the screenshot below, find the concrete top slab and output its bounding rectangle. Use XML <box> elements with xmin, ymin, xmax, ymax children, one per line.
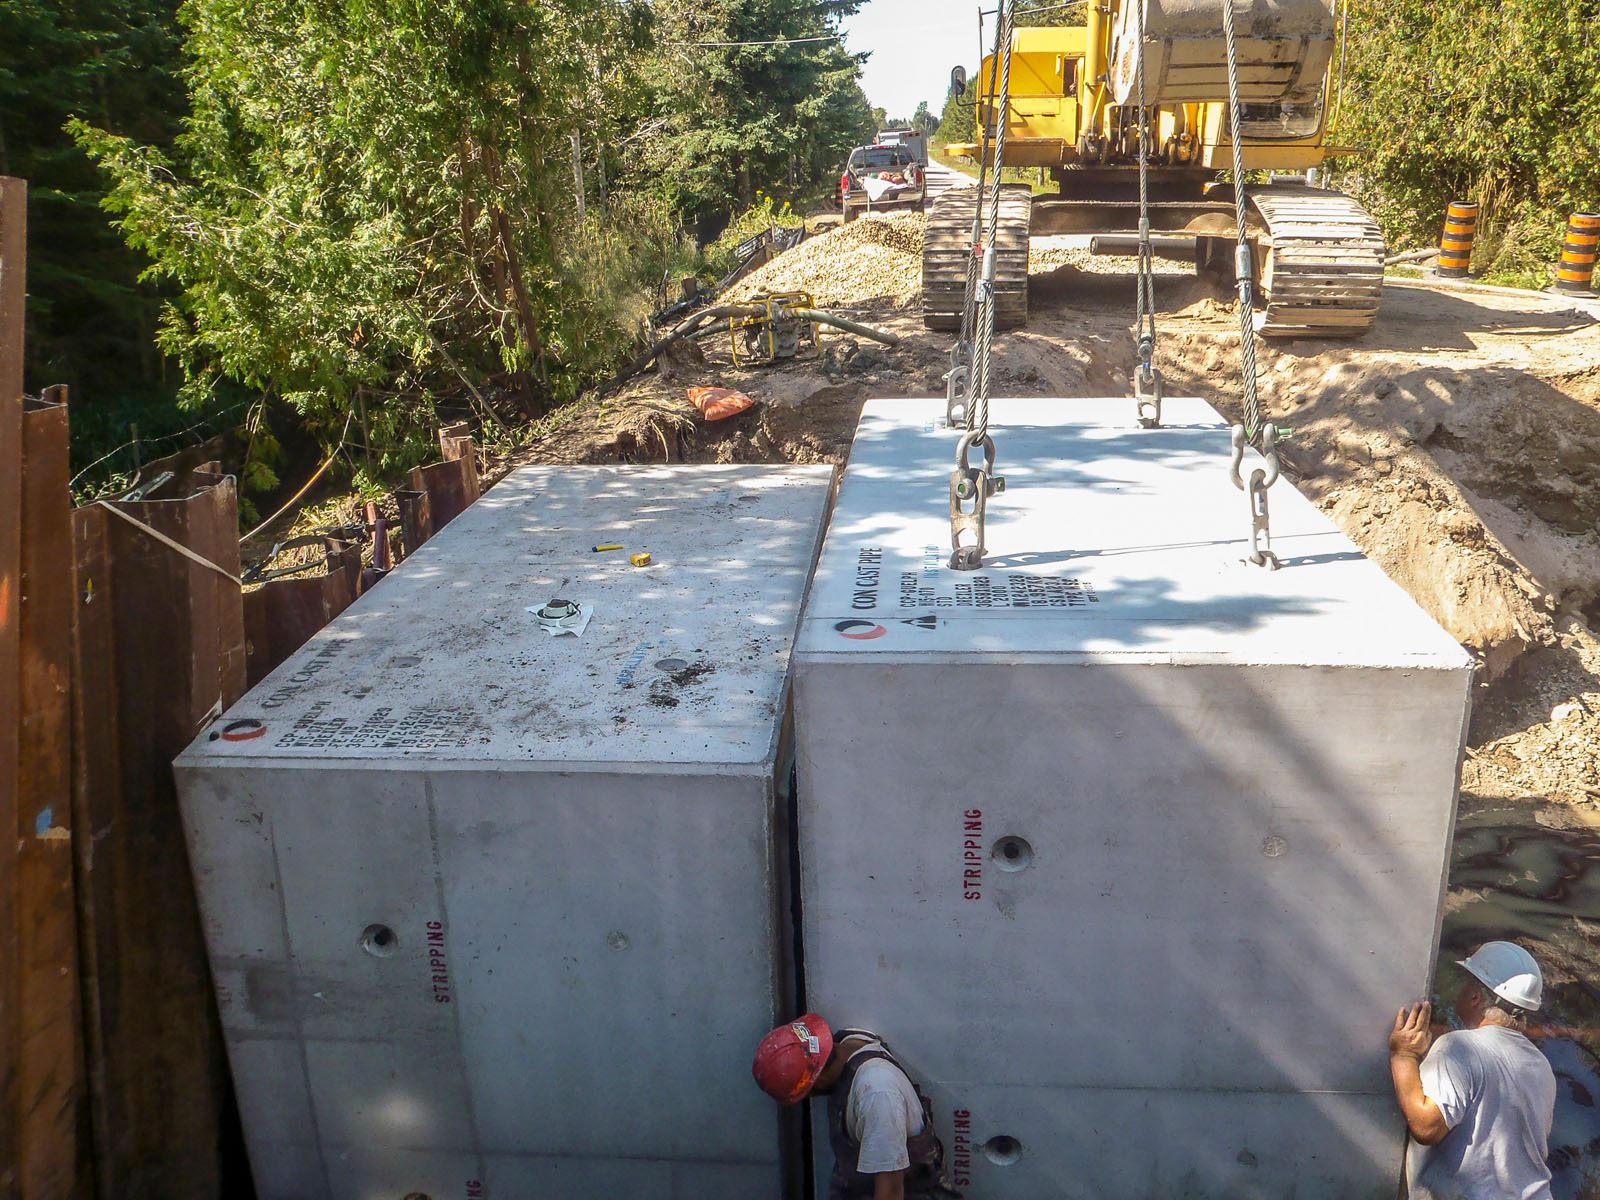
<box><xmin>797</xmin><ymin>398</ymin><xmax>1470</xmax><ymax>669</ymax></box>
<box><xmin>179</xmin><ymin>465</ymin><xmax>833</xmax><ymax>770</ymax></box>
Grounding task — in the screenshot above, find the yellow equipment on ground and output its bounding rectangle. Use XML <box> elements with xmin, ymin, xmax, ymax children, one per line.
<box><xmin>727</xmin><ymin>292</ymin><xmax>821</xmax><ymax>366</ymax></box>
<box><xmin>927</xmin><ymin>0</ymin><xmax>1385</xmax><ymax>339</ymax></box>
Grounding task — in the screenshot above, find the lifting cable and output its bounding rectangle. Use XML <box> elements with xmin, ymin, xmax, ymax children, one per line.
<box><xmin>1132</xmin><ymin>0</ymin><xmax>1163</xmax><ymax>428</ymax></box>
<box><xmin>947</xmin><ymin>3</ymin><xmax>1008</xmax><ymax>427</ymax></box>
<box><xmin>948</xmin><ymin>0</ymin><xmax>1017</xmax><ymax>571</ymax></box>
<box><xmin>1219</xmin><ymin>0</ymin><xmax>1282</xmax><ymax>569</ymax></box>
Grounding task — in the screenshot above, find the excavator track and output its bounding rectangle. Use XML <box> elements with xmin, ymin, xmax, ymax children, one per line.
<box><xmin>921</xmin><ymin>186</ymin><xmax>1032</xmax><ymax>332</ymax></box>
<box><xmin>1246</xmin><ymin>184</ymin><xmax>1387</xmax><ymax>339</ymax></box>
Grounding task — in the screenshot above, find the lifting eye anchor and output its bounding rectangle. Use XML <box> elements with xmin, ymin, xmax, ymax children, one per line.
<box><xmin>1134</xmin><ymin>364</ymin><xmax>1164</xmax><ymax>429</ymax></box>
<box><xmin>946</xmin><ymin>342</ymin><xmax>971</xmax><ymax>428</ymax></box>
<box><xmin>949</xmin><ymin>430</ymin><xmax>1004</xmax><ymax>571</ymax></box>
<box><xmin>1230</xmin><ymin>424</ymin><xmax>1282</xmax><ymax>570</ymax></box>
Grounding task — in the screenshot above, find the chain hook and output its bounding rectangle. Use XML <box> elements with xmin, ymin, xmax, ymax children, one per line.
<box><xmin>949</xmin><ymin>431</ymin><xmax>1003</xmax><ymax>571</ymax></box>
<box><xmin>1230</xmin><ymin>424</ymin><xmax>1281</xmax><ymax>569</ymax></box>
<box><xmin>1134</xmin><ymin>364</ymin><xmax>1164</xmax><ymax>429</ymax></box>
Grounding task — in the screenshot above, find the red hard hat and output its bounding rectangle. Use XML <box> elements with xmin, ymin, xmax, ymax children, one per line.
<box><xmin>752</xmin><ymin>1013</ymin><xmax>834</xmax><ymax>1104</ymax></box>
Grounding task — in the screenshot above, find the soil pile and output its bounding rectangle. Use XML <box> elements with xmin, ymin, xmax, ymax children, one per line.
<box><xmin>728</xmin><ymin>213</ymin><xmax>925</xmax><ymax>307</ymax></box>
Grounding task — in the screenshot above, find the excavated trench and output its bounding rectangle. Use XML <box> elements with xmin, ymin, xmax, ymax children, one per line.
<box><xmin>512</xmin><ymin>226</ymin><xmax>1600</xmax><ymax>1184</ymax></box>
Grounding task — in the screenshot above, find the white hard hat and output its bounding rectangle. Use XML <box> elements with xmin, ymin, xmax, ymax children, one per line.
<box><xmin>1457</xmin><ymin>941</ymin><xmax>1543</xmax><ymax>1012</ymax></box>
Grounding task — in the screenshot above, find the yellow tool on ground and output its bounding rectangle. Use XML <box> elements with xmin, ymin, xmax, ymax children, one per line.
<box><xmin>728</xmin><ymin>292</ymin><xmax>821</xmax><ymax>366</ymax></box>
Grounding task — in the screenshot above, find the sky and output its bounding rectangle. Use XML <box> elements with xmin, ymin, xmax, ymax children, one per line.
<box><xmin>840</xmin><ymin>0</ymin><xmax>990</xmax><ymax>121</ymax></box>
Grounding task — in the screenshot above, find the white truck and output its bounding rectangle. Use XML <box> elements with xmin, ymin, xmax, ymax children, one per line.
<box><xmin>875</xmin><ymin>128</ymin><xmax>930</xmax><ymax>166</ymax></box>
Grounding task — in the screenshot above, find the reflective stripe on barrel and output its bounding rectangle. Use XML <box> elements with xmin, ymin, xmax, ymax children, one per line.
<box><xmin>1556</xmin><ymin>213</ymin><xmax>1600</xmax><ymax>293</ymax></box>
<box><xmin>1438</xmin><ymin>201</ymin><xmax>1477</xmax><ymax>277</ymax></box>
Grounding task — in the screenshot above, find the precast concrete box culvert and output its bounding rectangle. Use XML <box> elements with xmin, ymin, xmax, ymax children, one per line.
<box><xmin>175</xmin><ymin>464</ymin><xmax>834</xmax><ymax>1200</ymax></box>
<box><xmin>794</xmin><ymin>398</ymin><xmax>1473</xmax><ymax>1200</ymax></box>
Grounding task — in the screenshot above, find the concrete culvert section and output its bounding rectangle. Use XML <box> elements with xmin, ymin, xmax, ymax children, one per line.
<box><xmin>174</xmin><ymin>465</ymin><xmax>833</xmax><ymax>1199</ymax></box>
<box><xmin>795</xmin><ymin>397</ymin><xmax>1473</xmax><ymax>1200</ymax></box>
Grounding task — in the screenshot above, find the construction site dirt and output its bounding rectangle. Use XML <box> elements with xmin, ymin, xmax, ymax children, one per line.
<box><xmin>507</xmin><ymin>213</ymin><xmax>1600</xmax><ymax>1194</ymax></box>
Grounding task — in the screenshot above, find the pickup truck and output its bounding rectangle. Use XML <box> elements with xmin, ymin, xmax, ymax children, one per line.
<box><xmin>839</xmin><ymin>144</ymin><xmax>927</xmax><ymax>222</ymax></box>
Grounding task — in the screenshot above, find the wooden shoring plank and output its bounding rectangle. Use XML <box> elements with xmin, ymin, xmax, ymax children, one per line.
<box><xmin>90</xmin><ymin>472</ymin><xmax>245</xmax><ymax>1198</ymax></box>
<box><xmin>18</xmin><ymin>390</ymin><xmax>86</xmax><ymax>1198</ymax></box>
<box><xmin>0</xmin><ymin>173</ymin><xmax>29</xmax><ymax>1200</ymax></box>
<box><xmin>68</xmin><ymin>505</ymin><xmax>119</xmax><ymax>1200</ymax></box>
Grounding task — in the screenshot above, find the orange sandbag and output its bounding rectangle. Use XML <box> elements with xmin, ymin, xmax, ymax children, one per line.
<box><xmin>688</xmin><ymin>386</ymin><xmax>755</xmax><ymax>422</ymax></box>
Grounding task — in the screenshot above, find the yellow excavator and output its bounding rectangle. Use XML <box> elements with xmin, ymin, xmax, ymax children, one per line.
<box><xmin>925</xmin><ymin>0</ymin><xmax>1385</xmax><ymax>338</ymax></box>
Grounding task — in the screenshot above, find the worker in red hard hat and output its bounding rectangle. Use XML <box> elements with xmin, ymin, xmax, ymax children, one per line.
<box><xmin>1388</xmin><ymin>940</ymin><xmax>1557</xmax><ymax>1200</ymax></box>
<box><xmin>753</xmin><ymin>1014</ymin><xmax>960</xmax><ymax>1200</ymax></box>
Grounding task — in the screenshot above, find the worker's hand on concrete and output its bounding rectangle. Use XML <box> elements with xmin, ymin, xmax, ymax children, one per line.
<box><xmin>1389</xmin><ymin>1001</ymin><xmax>1435</xmax><ymax>1060</ymax></box>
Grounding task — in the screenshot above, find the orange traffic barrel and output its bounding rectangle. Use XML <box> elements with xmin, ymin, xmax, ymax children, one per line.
<box><xmin>1437</xmin><ymin>202</ymin><xmax>1478</xmax><ymax>278</ymax></box>
<box><xmin>1556</xmin><ymin>213</ymin><xmax>1600</xmax><ymax>295</ymax></box>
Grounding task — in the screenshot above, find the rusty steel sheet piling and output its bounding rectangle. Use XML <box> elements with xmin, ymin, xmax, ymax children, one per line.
<box><xmin>0</xmin><ymin>178</ymin><xmax>25</xmax><ymax>1200</ymax></box>
<box><xmin>81</xmin><ymin>469</ymin><xmax>246</xmax><ymax>1198</ymax></box>
<box><xmin>243</xmin><ymin>538</ymin><xmax>363</xmax><ymax>688</ymax></box>
<box><xmin>18</xmin><ymin>388</ymin><xmax>88</xmax><ymax>1199</ymax></box>
<box><xmin>395</xmin><ymin>488</ymin><xmax>434</xmax><ymax>558</ymax></box>
<box><xmin>67</xmin><ymin>503</ymin><xmax>121</xmax><ymax>1200</ymax></box>
<box><xmin>407</xmin><ymin>451</ymin><xmax>478</xmax><ymax>534</ymax></box>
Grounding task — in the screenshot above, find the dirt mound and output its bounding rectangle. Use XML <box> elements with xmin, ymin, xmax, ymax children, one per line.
<box><xmin>727</xmin><ymin>213</ymin><xmax>925</xmax><ymax>307</ymax></box>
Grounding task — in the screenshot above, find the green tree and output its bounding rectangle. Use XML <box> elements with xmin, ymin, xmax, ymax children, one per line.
<box><xmin>1331</xmin><ymin>0</ymin><xmax>1600</xmax><ymax>279</ymax></box>
<box><xmin>74</xmin><ymin>0</ymin><xmax>680</xmax><ymax>470</ymax></box>
<box><xmin>938</xmin><ymin>79</ymin><xmax>977</xmax><ymax>148</ymax></box>
<box><xmin>0</xmin><ymin>0</ymin><xmax>184</xmax><ymax>399</ymax></box>
<box><xmin>647</xmin><ymin>0</ymin><xmax>875</xmax><ymax>229</ymax></box>
<box><xmin>912</xmin><ymin>100</ymin><xmax>937</xmax><ymax>135</ymax></box>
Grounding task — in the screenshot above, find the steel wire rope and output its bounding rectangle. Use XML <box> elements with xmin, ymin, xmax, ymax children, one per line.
<box><xmin>959</xmin><ymin>5</ymin><xmax>1008</xmax><ymax>351</ymax></box>
<box><xmin>1220</xmin><ymin>0</ymin><xmax>1263</xmax><ymax>441</ymax></box>
<box><xmin>970</xmin><ymin>0</ymin><xmax>1018</xmax><ymax>446</ymax></box>
<box><xmin>1132</xmin><ymin>0</ymin><xmax>1162</xmax><ymax>422</ymax></box>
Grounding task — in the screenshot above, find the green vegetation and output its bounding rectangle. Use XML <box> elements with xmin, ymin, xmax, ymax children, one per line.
<box><xmin>1333</xmin><ymin>0</ymin><xmax>1600</xmax><ymax>285</ymax></box>
<box><xmin>35</xmin><ymin>0</ymin><xmax>873</xmax><ymax>492</ymax></box>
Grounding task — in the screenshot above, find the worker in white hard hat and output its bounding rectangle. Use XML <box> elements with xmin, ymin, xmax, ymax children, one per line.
<box><xmin>1388</xmin><ymin>940</ymin><xmax>1557</xmax><ymax>1200</ymax></box>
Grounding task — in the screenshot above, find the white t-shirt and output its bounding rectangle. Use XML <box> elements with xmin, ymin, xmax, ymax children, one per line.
<box><xmin>1412</xmin><ymin>1025</ymin><xmax>1557</xmax><ymax>1200</ymax></box>
<box><xmin>844</xmin><ymin>1046</ymin><xmax>926</xmax><ymax>1175</ymax></box>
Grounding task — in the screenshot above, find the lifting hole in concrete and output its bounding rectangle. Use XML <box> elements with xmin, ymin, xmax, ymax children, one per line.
<box><xmin>655</xmin><ymin>657</ymin><xmax>688</xmax><ymax>673</ymax></box>
<box><xmin>361</xmin><ymin>924</ymin><xmax>398</xmax><ymax>957</ymax></box>
<box><xmin>992</xmin><ymin>836</ymin><xmax>1033</xmax><ymax>872</ymax></box>
<box><xmin>983</xmin><ymin>1135</ymin><xmax>1023</xmax><ymax>1165</ymax></box>
<box><xmin>403</xmin><ymin>1194</ymin><xmax>432</xmax><ymax>1200</ymax></box>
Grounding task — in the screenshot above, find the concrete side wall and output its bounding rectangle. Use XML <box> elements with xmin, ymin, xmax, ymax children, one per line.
<box><xmin>795</xmin><ymin>659</ymin><xmax>1470</xmax><ymax>1199</ymax></box>
<box><xmin>178</xmin><ymin>763</ymin><xmax>794</xmax><ymax>1199</ymax></box>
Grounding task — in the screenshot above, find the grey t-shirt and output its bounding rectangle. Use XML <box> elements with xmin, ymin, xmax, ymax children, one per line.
<box><xmin>845</xmin><ymin>1046</ymin><xmax>926</xmax><ymax>1175</ymax></box>
<box><xmin>1412</xmin><ymin>1025</ymin><xmax>1556</xmax><ymax>1200</ymax></box>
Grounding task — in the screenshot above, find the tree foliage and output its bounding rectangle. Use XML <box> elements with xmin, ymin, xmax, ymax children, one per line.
<box><xmin>1332</xmin><ymin>0</ymin><xmax>1600</xmax><ymax>279</ymax></box>
<box><xmin>68</xmin><ymin>0</ymin><xmax>876</xmax><ymax>473</ymax></box>
<box><xmin>0</xmin><ymin>0</ymin><xmax>184</xmax><ymax>397</ymax></box>
<box><xmin>646</xmin><ymin>0</ymin><xmax>874</xmax><ymax>231</ymax></box>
